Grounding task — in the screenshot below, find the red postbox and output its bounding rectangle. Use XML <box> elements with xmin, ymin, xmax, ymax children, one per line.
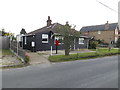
<box><xmin>55</xmin><ymin>39</ymin><xmax>59</xmax><ymax>46</ymax></box>
<box><xmin>55</xmin><ymin>39</ymin><xmax>59</xmax><ymax>54</ymax></box>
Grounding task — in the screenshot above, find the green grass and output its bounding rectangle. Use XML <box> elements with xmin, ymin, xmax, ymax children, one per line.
<box><xmin>48</xmin><ymin>48</ymin><xmax>120</xmax><ymax>62</ymax></box>
<box><xmin>0</xmin><ymin>49</ymin><xmax>13</xmax><ymax>56</ymax></box>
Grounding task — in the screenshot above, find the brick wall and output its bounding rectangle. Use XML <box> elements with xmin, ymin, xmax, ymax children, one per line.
<box><xmin>81</xmin><ymin>29</ymin><xmax>119</xmax><ymax>44</ymax></box>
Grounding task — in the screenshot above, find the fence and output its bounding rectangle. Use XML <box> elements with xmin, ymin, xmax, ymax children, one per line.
<box><xmin>10</xmin><ymin>40</ymin><xmax>26</xmax><ymax>62</ymax></box>
<box><xmin>0</xmin><ymin>36</ymin><xmax>10</xmax><ymax>49</ymax></box>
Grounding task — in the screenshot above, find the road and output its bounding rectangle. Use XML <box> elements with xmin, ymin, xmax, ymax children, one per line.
<box><xmin>2</xmin><ymin>56</ymin><xmax>118</xmax><ymax>88</ymax></box>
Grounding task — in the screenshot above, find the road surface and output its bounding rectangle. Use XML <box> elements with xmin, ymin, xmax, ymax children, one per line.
<box><xmin>2</xmin><ymin>56</ymin><xmax>118</xmax><ymax>88</ymax></box>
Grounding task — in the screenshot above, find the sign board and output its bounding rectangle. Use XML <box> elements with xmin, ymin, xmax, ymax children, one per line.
<box><xmin>32</xmin><ymin>42</ymin><xmax>35</xmax><ymax>47</ymax></box>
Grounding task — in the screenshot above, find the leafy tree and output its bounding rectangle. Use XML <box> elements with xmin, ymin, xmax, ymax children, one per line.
<box><xmin>1</xmin><ymin>28</ymin><xmax>7</xmax><ymax>36</ymax></box>
<box><xmin>0</xmin><ymin>28</ymin><xmax>15</xmax><ymax>40</ymax></box>
<box><xmin>89</xmin><ymin>39</ymin><xmax>99</xmax><ymax>49</ymax></box>
<box><xmin>56</xmin><ymin>22</ymin><xmax>80</xmax><ymax>56</ymax></box>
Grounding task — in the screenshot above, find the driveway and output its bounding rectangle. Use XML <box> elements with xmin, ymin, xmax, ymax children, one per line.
<box><xmin>2</xmin><ymin>55</ymin><xmax>118</xmax><ymax>88</ymax></box>
<box><xmin>27</xmin><ymin>49</ymin><xmax>94</xmax><ymax>65</ymax></box>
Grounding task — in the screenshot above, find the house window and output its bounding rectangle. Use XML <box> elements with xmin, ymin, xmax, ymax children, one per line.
<box><xmin>79</xmin><ymin>38</ymin><xmax>84</xmax><ymax>44</ymax></box>
<box><xmin>55</xmin><ymin>36</ymin><xmax>63</xmax><ymax>44</ymax></box>
<box><xmin>98</xmin><ymin>31</ymin><xmax>101</xmax><ymax>34</ymax></box>
<box><xmin>25</xmin><ymin>36</ymin><xmax>27</xmax><ymax>45</ymax></box>
<box><xmin>42</xmin><ymin>34</ymin><xmax>48</xmax><ymax>43</ymax></box>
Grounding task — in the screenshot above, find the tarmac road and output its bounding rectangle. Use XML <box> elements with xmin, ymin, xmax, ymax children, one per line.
<box><xmin>2</xmin><ymin>55</ymin><xmax>118</xmax><ymax>88</ymax></box>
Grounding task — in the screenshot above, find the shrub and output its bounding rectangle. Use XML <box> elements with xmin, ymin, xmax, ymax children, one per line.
<box><xmin>24</xmin><ymin>54</ymin><xmax>30</xmax><ymax>64</ymax></box>
<box><xmin>89</xmin><ymin>41</ymin><xmax>99</xmax><ymax>49</ymax></box>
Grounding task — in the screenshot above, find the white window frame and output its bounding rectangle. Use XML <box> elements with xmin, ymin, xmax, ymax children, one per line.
<box><xmin>42</xmin><ymin>34</ymin><xmax>48</xmax><ymax>43</ymax></box>
<box><xmin>54</xmin><ymin>36</ymin><xmax>63</xmax><ymax>44</ymax></box>
<box><xmin>79</xmin><ymin>38</ymin><xmax>84</xmax><ymax>44</ymax></box>
<box><xmin>98</xmin><ymin>31</ymin><xmax>101</xmax><ymax>34</ymax></box>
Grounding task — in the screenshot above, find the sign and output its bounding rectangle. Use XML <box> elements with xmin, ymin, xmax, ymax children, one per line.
<box><xmin>32</xmin><ymin>42</ymin><xmax>35</xmax><ymax>47</ymax></box>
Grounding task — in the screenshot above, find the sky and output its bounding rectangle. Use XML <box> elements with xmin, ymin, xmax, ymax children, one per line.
<box><xmin>0</xmin><ymin>0</ymin><xmax>119</xmax><ymax>35</ymax></box>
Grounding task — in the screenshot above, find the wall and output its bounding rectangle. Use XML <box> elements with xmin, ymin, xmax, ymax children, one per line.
<box><xmin>82</xmin><ymin>30</ymin><xmax>115</xmax><ymax>43</ymax></box>
<box><xmin>0</xmin><ymin>36</ymin><xmax>10</xmax><ymax>49</ymax></box>
<box><xmin>23</xmin><ymin>32</ymin><xmax>88</xmax><ymax>51</ymax></box>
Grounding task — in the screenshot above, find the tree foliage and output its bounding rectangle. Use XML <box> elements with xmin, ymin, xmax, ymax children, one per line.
<box><xmin>1</xmin><ymin>28</ymin><xmax>14</xmax><ymax>37</ymax></box>
<box><xmin>56</xmin><ymin>23</ymin><xmax>80</xmax><ymax>56</ymax></box>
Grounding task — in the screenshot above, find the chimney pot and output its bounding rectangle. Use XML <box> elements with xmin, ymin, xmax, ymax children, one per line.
<box><xmin>105</xmin><ymin>21</ymin><xmax>109</xmax><ymax>30</ymax></box>
<box><xmin>107</xmin><ymin>21</ymin><xmax>109</xmax><ymax>24</ymax></box>
<box><xmin>47</xmin><ymin>16</ymin><xmax>52</xmax><ymax>26</ymax></box>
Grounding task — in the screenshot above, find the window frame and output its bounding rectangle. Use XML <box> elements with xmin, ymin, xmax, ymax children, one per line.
<box><xmin>54</xmin><ymin>36</ymin><xmax>63</xmax><ymax>44</ymax></box>
<box><xmin>79</xmin><ymin>38</ymin><xmax>84</xmax><ymax>44</ymax></box>
<box><xmin>98</xmin><ymin>31</ymin><xmax>101</xmax><ymax>34</ymax></box>
<box><xmin>42</xmin><ymin>34</ymin><xmax>48</xmax><ymax>43</ymax></box>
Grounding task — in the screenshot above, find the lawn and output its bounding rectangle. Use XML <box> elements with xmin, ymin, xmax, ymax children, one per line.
<box><xmin>0</xmin><ymin>49</ymin><xmax>13</xmax><ymax>56</ymax></box>
<box><xmin>49</xmin><ymin>48</ymin><xmax>120</xmax><ymax>62</ymax></box>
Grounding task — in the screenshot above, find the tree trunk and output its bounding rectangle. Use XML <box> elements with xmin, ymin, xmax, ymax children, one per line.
<box><xmin>65</xmin><ymin>48</ymin><xmax>70</xmax><ymax>56</ymax></box>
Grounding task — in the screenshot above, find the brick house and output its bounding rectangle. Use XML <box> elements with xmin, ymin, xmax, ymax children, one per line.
<box><xmin>80</xmin><ymin>21</ymin><xmax>119</xmax><ymax>44</ymax></box>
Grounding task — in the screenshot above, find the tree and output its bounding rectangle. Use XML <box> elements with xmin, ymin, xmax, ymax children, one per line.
<box><xmin>1</xmin><ymin>28</ymin><xmax>7</xmax><ymax>36</ymax></box>
<box><xmin>0</xmin><ymin>28</ymin><xmax>15</xmax><ymax>40</ymax></box>
<box><xmin>56</xmin><ymin>22</ymin><xmax>80</xmax><ymax>56</ymax></box>
<box><xmin>20</xmin><ymin>28</ymin><xmax>26</xmax><ymax>34</ymax></box>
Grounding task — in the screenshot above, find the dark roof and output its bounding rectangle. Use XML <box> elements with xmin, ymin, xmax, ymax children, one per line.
<box><xmin>28</xmin><ymin>23</ymin><xmax>64</xmax><ymax>34</ymax></box>
<box><xmin>28</xmin><ymin>23</ymin><xmax>78</xmax><ymax>35</ymax></box>
<box><xmin>80</xmin><ymin>23</ymin><xmax>118</xmax><ymax>32</ymax></box>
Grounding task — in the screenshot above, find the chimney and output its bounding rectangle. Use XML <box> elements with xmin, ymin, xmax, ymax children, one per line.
<box><xmin>65</xmin><ymin>21</ymin><xmax>69</xmax><ymax>26</ymax></box>
<box><xmin>105</xmin><ymin>21</ymin><xmax>109</xmax><ymax>30</ymax></box>
<box><xmin>47</xmin><ymin>16</ymin><xmax>52</xmax><ymax>26</ymax></box>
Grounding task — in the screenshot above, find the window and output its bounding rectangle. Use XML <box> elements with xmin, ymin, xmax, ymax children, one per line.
<box><xmin>55</xmin><ymin>36</ymin><xmax>63</xmax><ymax>44</ymax></box>
<box><xmin>79</xmin><ymin>38</ymin><xmax>84</xmax><ymax>44</ymax></box>
<box><xmin>98</xmin><ymin>31</ymin><xmax>101</xmax><ymax>34</ymax></box>
<box><xmin>42</xmin><ymin>34</ymin><xmax>48</xmax><ymax>43</ymax></box>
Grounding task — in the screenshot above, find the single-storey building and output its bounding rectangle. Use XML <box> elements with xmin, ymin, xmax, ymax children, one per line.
<box><xmin>22</xmin><ymin>16</ymin><xmax>90</xmax><ymax>52</ymax></box>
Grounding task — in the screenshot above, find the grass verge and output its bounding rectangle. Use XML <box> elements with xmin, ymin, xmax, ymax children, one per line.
<box><xmin>0</xmin><ymin>49</ymin><xmax>13</xmax><ymax>56</ymax></box>
<box><xmin>1</xmin><ymin>63</ymin><xmax>29</xmax><ymax>69</ymax></box>
<box><xmin>48</xmin><ymin>48</ymin><xmax>120</xmax><ymax>62</ymax></box>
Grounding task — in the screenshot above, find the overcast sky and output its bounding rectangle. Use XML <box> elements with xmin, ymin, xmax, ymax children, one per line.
<box><xmin>0</xmin><ymin>0</ymin><xmax>119</xmax><ymax>35</ymax></box>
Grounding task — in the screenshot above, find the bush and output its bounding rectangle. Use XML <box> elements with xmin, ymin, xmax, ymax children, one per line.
<box><xmin>25</xmin><ymin>55</ymin><xmax>30</xmax><ymax>64</ymax></box>
<box><xmin>89</xmin><ymin>41</ymin><xmax>99</xmax><ymax>49</ymax></box>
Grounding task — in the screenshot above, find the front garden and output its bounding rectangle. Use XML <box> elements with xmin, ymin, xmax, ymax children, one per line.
<box><xmin>48</xmin><ymin>48</ymin><xmax>120</xmax><ymax>62</ymax></box>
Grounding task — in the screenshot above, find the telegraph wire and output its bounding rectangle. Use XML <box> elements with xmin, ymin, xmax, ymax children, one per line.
<box><xmin>96</xmin><ymin>0</ymin><xmax>118</xmax><ymax>14</ymax></box>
